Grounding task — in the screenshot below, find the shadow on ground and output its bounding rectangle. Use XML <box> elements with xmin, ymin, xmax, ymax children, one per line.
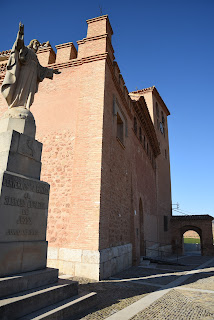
<box><xmin>71</xmin><ymin>255</ymin><xmax>214</xmax><ymax>320</ymax></box>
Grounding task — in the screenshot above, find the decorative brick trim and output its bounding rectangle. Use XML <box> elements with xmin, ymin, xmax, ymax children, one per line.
<box><xmin>55</xmin><ymin>42</ymin><xmax>75</xmax><ymax>50</ymax></box>
<box><xmin>86</xmin><ymin>15</ymin><xmax>109</xmax><ymax>24</ymax></box>
<box><xmin>106</xmin><ymin>55</ymin><xmax>132</xmax><ymax>119</ymax></box>
<box><xmin>132</xmin><ymin>96</ymin><xmax>160</xmax><ymax>158</ymax></box>
<box><xmin>0</xmin><ymin>53</ymin><xmax>108</xmax><ymax>85</ymax></box>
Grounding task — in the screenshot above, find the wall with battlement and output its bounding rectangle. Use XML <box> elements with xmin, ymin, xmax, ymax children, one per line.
<box><xmin>0</xmin><ymin>15</ymin><xmax>172</xmax><ymax>279</ymax></box>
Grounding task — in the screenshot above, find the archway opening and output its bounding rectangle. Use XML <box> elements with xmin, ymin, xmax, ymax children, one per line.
<box><xmin>183</xmin><ymin>230</ymin><xmax>201</xmax><ymax>256</ymax></box>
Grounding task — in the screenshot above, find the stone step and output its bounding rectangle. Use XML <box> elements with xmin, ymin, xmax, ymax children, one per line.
<box><xmin>0</xmin><ymin>268</ymin><xmax>59</xmax><ymax>298</ymax></box>
<box><xmin>140</xmin><ymin>260</ymin><xmax>151</xmax><ymax>266</ymax></box>
<box><xmin>0</xmin><ymin>279</ymin><xmax>78</xmax><ymax>320</ymax></box>
<box><xmin>20</xmin><ymin>291</ymin><xmax>97</xmax><ymax>320</ymax></box>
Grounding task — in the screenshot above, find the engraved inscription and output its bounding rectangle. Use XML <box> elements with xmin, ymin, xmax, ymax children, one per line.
<box><xmin>4</xmin><ymin>195</ymin><xmax>47</xmax><ymax>210</ymax></box>
<box><xmin>3</xmin><ymin>190</ymin><xmax>47</xmax><ymax>237</ymax></box>
<box><xmin>16</xmin><ymin>215</ymin><xmax>32</xmax><ymax>225</ymax></box>
<box><xmin>3</xmin><ymin>174</ymin><xmax>49</xmax><ymax>195</ymax></box>
<box><xmin>6</xmin><ymin>229</ymin><xmax>38</xmax><ymax>236</ymax></box>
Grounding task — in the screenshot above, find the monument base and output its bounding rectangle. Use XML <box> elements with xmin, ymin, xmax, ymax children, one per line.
<box><xmin>0</xmin><ymin>268</ymin><xmax>97</xmax><ymax>320</ymax></box>
<box><xmin>0</xmin><ymin>241</ymin><xmax>47</xmax><ymax>277</ymax></box>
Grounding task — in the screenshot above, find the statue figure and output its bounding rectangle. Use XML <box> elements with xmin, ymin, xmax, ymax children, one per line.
<box><xmin>1</xmin><ymin>22</ymin><xmax>60</xmax><ymax>111</ymax></box>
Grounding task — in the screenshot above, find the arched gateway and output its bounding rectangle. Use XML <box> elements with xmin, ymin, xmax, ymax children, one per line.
<box><xmin>171</xmin><ymin>215</ymin><xmax>214</xmax><ymax>256</ymax></box>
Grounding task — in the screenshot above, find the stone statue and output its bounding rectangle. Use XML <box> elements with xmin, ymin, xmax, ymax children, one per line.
<box><xmin>1</xmin><ymin>22</ymin><xmax>60</xmax><ymax>112</ymax></box>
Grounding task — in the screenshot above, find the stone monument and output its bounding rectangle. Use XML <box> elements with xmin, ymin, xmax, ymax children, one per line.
<box><xmin>0</xmin><ymin>23</ymin><xmax>96</xmax><ymax>319</ymax></box>
<box><xmin>0</xmin><ymin>22</ymin><xmax>60</xmax><ymax>277</ymax></box>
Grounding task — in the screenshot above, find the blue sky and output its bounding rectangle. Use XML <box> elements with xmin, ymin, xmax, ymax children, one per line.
<box><xmin>1</xmin><ymin>0</ymin><xmax>214</xmax><ymax>216</ymax></box>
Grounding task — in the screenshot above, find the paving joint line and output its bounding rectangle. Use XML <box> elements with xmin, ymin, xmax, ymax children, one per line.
<box><xmin>109</xmin><ymin>278</ymin><xmax>163</xmax><ymax>288</ymax></box>
<box><xmin>105</xmin><ymin>257</ymin><xmax>214</xmax><ymax>320</ymax></box>
<box><xmin>175</xmin><ymin>287</ymin><xmax>214</xmax><ymax>294</ymax></box>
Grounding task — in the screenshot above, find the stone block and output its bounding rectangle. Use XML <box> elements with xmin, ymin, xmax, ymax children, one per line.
<box><xmin>0</xmin><ymin>130</ymin><xmax>19</xmax><ymax>153</ymax></box>
<box><xmin>47</xmin><ymin>259</ymin><xmax>59</xmax><ymax>269</ymax></box>
<box><xmin>81</xmin><ymin>250</ymin><xmax>100</xmax><ymax>264</ymax></box>
<box><xmin>128</xmin><ymin>252</ymin><xmax>132</xmax><ymax>266</ymax></box>
<box><xmin>117</xmin><ymin>245</ymin><xmax>124</xmax><ymax>256</ymax></box>
<box><xmin>108</xmin><ymin>248</ymin><xmax>114</xmax><ymax>260</ymax></box>
<box><xmin>127</xmin><ymin>243</ymin><xmax>132</xmax><ymax>252</ymax></box>
<box><xmin>99</xmin><ymin>262</ymin><xmax>104</xmax><ymax>280</ymax></box>
<box><xmin>0</xmin><ymin>116</ymin><xmax>36</xmax><ymax>138</ymax></box>
<box><xmin>47</xmin><ymin>246</ymin><xmax>59</xmax><ymax>260</ymax></box>
<box><xmin>111</xmin><ymin>257</ymin><xmax>118</xmax><ymax>276</ymax></box>
<box><xmin>75</xmin><ymin>262</ymin><xmax>99</xmax><ymax>280</ymax></box>
<box><xmin>100</xmin><ymin>248</ymin><xmax>110</xmax><ymax>263</ymax></box>
<box><xmin>102</xmin><ymin>260</ymin><xmax>111</xmax><ymax>279</ymax></box>
<box><xmin>112</xmin><ymin>246</ymin><xmax>119</xmax><ymax>258</ymax></box>
<box><xmin>0</xmin><ymin>279</ymin><xmax>78</xmax><ymax>320</ymax></box>
<box><xmin>59</xmin><ymin>260</ymin><xmax>75</xmax><ymax>275</ymax></box>
<box><xmin>59</xmin><ymin>248</ymin><xmax>82</xmax><ymax>262</ymax></box>
<box><xmin>7</xmin><ymin>152</ymin><xmax>41</xmax><ymax>179</ymax></box>
<box><xmin>123</xmin><ymin>253</ymin><xmax>130</xmax><ymax>269</ymax></box>
<box><xmin>116</xmin><ymin>255</ymin><xmax>124</xmax><ymax>273</ymax></box>
<box><xmin>0</xmin><ymin>268</ymin><xmax>58</xmax><ymax>298</ymax></box>
<box><xmin>18</xmin><ymin>134</ymin><xmax>42</xmax><ymax>162</ymax></box>
<box><xmin>0</xmin><ymin>241</ymin><xmax>47</xmax><ymax>277</ymax></box>
<box><xmin>0</xmin><ymin>171</ymin><xmax>49</xmax><ymax>242</ymax></box>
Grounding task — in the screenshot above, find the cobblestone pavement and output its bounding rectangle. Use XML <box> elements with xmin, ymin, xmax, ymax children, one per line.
<box><xmin>130</xmin><ymin>289</ymin><xmax>214</xmax><ymax>320</ymax></box>
<box><xmin>69</xmin><ymin>255</ymin><xmax>214</xmax><ymax>320</ymax></box>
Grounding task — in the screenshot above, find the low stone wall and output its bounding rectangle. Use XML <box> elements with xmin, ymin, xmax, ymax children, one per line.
<box><xmin>145</xmin><ymin>244</ymin><xmax>172</xmax><ymax>259</ymax></box>
<box><xmin>47</xmin><ymin>247</ymin><xmax>100</xmax><ymax>280</ymax></box>
<box><xmin>100</xmin><ymin>244</ymin><xmax>132</xmax><ymax>279</ymax></box>
<box><xmin>47</xmin><ymin>243</ymin><xmax>132</xmax><ymax>280</ymax></box>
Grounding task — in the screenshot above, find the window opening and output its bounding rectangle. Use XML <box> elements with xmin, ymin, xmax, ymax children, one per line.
<box><xmin>139</xmin><ymin>127</ymin><xmax>142</xmax><ymax>142</ymax></box>
<box><xmin>117</xmin><ymin>113</ymin><xmax>124</xmax><ymax>143</ymax></box>
<box><xmin>156</xmin><ymin>102</ymin><xmax>159</xmax><ymax>118</ymax></box>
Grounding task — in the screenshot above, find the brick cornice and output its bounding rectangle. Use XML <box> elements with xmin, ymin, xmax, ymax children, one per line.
<box><xmin>0</xmin><ymin>53</ymin><xmax>109</xmax><ymax>85</ymax></box>
<box><xmin>77</xmin><ymin>33</ymin><xmax>108</xmax><ymax>44</ymax></box>
<box><xmin>55</xmin><ymin>42</ymin><xmax>75</xmax><ymax>49</ymax></box>
<box><xmin>106</xmin><ymin>55</ymin><xmax>132</xmax><ymax>119</ymax></box>
<box><xmin>133</xmin><ymin>96</ymin><xmax>160</xmax><ymax>158</ymax></box>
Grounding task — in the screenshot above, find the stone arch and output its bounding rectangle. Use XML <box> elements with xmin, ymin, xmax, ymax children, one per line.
<box><xmin>181</xmin><ymin>225</ymin><xmax>202</xmax><ymax>255</ymax></box>
<box><xmin>171</xmin><ymin>215</ymin><xmax>214</xmax><ymax>256</ymax></box>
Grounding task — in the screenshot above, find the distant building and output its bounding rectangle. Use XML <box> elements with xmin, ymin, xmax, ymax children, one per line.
<box><xmin>0</xmin><ymin>15</ymin><xmax>172</xmax><ymax>280</ymax></box>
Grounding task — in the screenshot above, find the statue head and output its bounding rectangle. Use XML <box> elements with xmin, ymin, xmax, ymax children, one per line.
<box><xmin>28</xmin><ymin>39</ymin><xmax>40</xmax><ymax>53</ymax></box>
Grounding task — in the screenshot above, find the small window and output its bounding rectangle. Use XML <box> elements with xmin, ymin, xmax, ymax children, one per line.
<box><xmin>161</xmin><ymin>111</ymin><xmax>165</xmax><ymax>125</ymax></box>
<box><xmin>147</xmin><ymin>143</ymin><xmax>149</xmax><ymax>155</ymax></box>
<box><xmin>143</xmin><ymin>136</ymin><xmax>146</xmax><ymax>149</ymax></box>
<box><xmin>139</xmin><ymin>127</ymin><xmax>142</xmax><ymax>142</ymax></box>
<box><xmin>117</xmin><ymin>113</ymin><xmax>124</xmax><ymax>143</ymax></box>
<box><xmin>134</xmin><ymin>117</ymin><xmax>137</xmax><ymax>135</ymax></box>
<box><xmin>164</xmin><ymin>216</ymin><xmax>168</xmax><ymax>232</ymax></box>
<box><xmin>165</xmin><ymin>149</ymin><xmax>167</xmax><ymax>159</ymax></box>
<box><xmin>156</xmin><ymin>102</ymin><xmax>159</xmax><ymax>118</ymax></box>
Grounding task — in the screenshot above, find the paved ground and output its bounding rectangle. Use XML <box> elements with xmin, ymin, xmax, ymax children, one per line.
<box><xmin>68</xmin><ymin>255</ymin><xmax>214</xmax><ymax>320</ymax></box>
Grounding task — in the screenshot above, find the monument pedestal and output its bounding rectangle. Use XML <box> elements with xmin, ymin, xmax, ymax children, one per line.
<box><xmin>0</xmin><ymin>117</ymin><xmax>49</xmax><ymax>277</ymax></box>
<box><xmin>0</xmin><ymin>113</ymin><xmax>96</xmax><ymax>319</ymax></box>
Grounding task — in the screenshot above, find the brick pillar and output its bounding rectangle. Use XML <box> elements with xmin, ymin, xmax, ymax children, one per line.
<box><xmin>55</xmin><ymin>42</ymin><xmax>77</xmax><ymax>64</ymax></box>
<box><xmin>37</xmin><ymin>47</ymin><xmax>56</xmax><ymax>66</ymax></box>
<box><xmin>77</xmin><ymin>15</ymin><xmax>114</xmax><ymax>60</ymax></box>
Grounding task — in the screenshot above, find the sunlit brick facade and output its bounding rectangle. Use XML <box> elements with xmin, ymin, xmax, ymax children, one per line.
<box><xmin>0</xmin><ymin>15</ymin><xmax>172</xmax><ymax>280</ymax></box>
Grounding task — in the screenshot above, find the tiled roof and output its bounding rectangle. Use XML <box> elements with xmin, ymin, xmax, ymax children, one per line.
<box><xmin>130</xmin><ymin>85</ymin><xmax>170</xmax><ymax>116</ymax></box>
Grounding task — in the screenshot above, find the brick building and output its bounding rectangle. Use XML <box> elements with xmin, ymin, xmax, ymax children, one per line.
<box><xmin>0</xmin><ymin>15</ymin><xmax>172</xmax><ymax>280</ymax></box>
